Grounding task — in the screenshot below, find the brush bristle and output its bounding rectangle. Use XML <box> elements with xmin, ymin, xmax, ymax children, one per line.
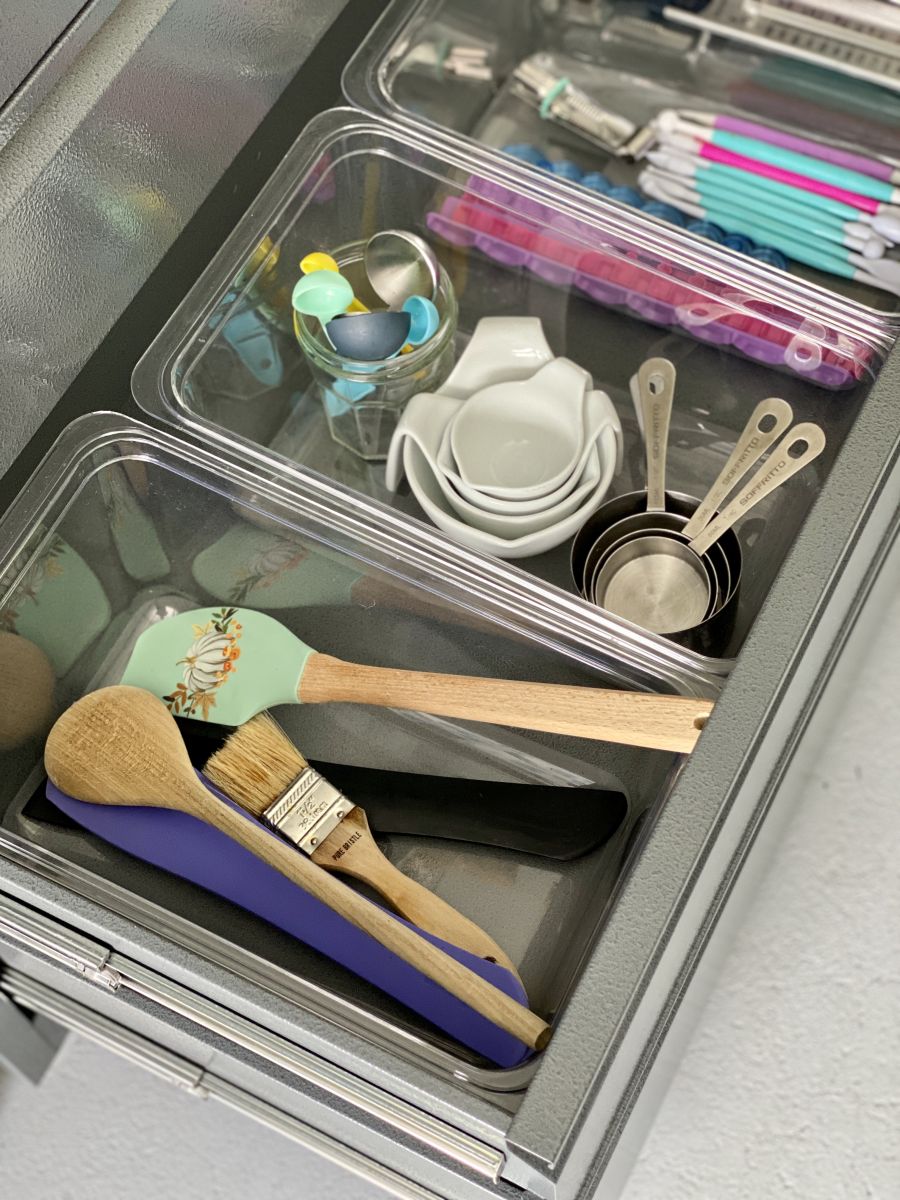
<box><xmin>204</xmin><ymin>713</ymin><xmax>308</xmax><ymax>817</ymax></box>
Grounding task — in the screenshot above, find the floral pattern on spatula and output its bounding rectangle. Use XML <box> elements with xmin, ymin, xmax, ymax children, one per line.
<box><xmin>229</xmin><ymin>538</ymin><xmax>308</xmax><ymax>604</ymax></box>
<box><xmin>0</xmin><ymin>534</ymin><xmax>66</xmax><ymax>634</ymax></box>
<box><xmin>164</xmin><ymin>607</ymin><xmax>242</xmax><ymax>718</ymax></box>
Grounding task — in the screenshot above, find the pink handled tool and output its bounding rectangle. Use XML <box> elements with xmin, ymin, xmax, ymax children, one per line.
<box><xmin>717</xmin><ymin>118</ymin><xmax>900</xmax><ymax>183</ymax></box>
<box><xmin>696</xmin><ymin>141</ymin><xmax>882</xmax><ymax>215</ymax></box>
<box><xmin>681</xmin><ymin>110</ymin><xmax>900</xmax><ymax>184</ymax></box>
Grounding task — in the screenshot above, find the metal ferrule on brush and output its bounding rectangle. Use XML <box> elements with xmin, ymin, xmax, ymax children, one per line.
<box><xmin>262</xmin><ymin>767</ymin><xmax>351</xmax><ymax>854</ymax></box>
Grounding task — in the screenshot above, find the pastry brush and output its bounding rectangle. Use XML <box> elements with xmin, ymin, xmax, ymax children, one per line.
<box><xmin>203</xmin><ymin>713</ymin><xmax>519</xmax><ymax>977</ymax></box>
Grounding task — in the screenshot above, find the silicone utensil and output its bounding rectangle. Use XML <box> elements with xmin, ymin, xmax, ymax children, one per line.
<box><xmin>119</xmin><ymin>606</ymin><xmax>713</xmax><ymax>752</ymax></box>
<box><xmin>166</xmin><ymin>662</ymin><xmax>629</xmax><ymax>863</ymax></box>
<box><xmin>300</xmin><ymin>252</ymin><xmax>369</xmax><ymax>314</ymax></box>
<box><xmin>203</xmin><ymin>713</ymin><xmax>519</xmax><ymax>976</ymax></box>
<box><xmin>44</xmin><ymin>686</ymin><xmax>549</xmax><ymax>1051</ymax></box>
<box><xmin>45</xmin><ymin>778</ymin><xmax>532</xmax><ymax>1066</ymax></box>
<box><xmin>291</xmin><ymin>270</ymin><xmax>355</xmax><ymax>324</ymax></box>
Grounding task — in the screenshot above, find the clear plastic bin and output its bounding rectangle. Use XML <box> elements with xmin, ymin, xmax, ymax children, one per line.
<box><xmin>343</xmin><ymin>0</ymin><xmax>900</xmax><ymax>317</ymax></box>
<box><xmin>0</xmin><ymin>411</ymin><xmax>712</xmax><ymax>1089</ymax></box>
<box><xmin>134</xmin><ymin>108</ymin><xmax>886</xmax><ymax>671</ymax></box>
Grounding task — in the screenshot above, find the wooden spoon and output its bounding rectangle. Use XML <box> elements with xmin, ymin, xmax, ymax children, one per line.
<box><xmin>44</xmin><ymin>686</ymin><xmax>550</xmax><ymax>1051</ymax></box>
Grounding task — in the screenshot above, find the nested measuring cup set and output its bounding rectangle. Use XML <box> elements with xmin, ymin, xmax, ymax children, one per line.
<box><xmin>571</xmin><ymin>358</ymin><xmax>826</xmax><ymax>653</ymax></box>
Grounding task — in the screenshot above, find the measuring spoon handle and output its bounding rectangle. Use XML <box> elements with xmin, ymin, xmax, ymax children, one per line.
<box><xmin>637</xmin><ymin>358</ymin><xmax>676</xmax><ymax>513</ymax></box>
<box><xmin>682</xmin><ymin>397</ymin><xmax>794</xmax><ymax>540</ymax></box>
<box><xmin>689</xmin><ymin>423</ymin><xmax>826</xmax><ymax>558</ymax></box>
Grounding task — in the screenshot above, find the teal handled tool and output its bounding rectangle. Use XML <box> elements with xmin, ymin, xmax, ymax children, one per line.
<box><xmin>657</xmin><ymin>113</ymin><xmax>900</xmax><ymax>205</ymax></box>
<box><xmin>640</xmin><ymin>170</ymin><xmax>880</xmax><ymax>257</ymax></box>
<box><xmin>118</xmin><ymin>606</ymin><xmax>714</xmax><ymax>752</ymax></box>
<box><xmin>640</xmin><ymin>173</ymin><xmax>900</xmax><ymax>294</ymax></box>
<box><xmin>647</xmin><ymin>150</ymin><xmax>900</xmax><ymax>242</ymax></box>
<box><xmin>655</xmin><ymin>170</ymin><xmax>887</xmax><ymax>255</ymax></box>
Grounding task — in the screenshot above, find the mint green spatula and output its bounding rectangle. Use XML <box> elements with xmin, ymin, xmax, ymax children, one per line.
<box><xmin>118</xmin><ymin>606</ymin><xmax>712</xmax><ymax>752</ymax></box>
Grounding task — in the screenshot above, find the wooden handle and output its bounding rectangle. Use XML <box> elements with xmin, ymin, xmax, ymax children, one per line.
<box><xmin>311</xmin><ymin>807</ymin><xmax>521</xmax><ymax>978</ymax></box>
<box><xmin>300</xmin><ymin>655</ymin><xmax>712</xmax><ymax>753</ymax></box>
<box><xmin>190</xmin><ymin>784</ymin><xmax>548</xmax><ymax>1050</ymax></box>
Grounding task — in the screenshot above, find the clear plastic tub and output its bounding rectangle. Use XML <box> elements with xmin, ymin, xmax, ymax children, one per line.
<box><xmin>134</xmin><ymin>108</ymin><xmax>887</xmax><ymax>672</ymax></box>
<box><xmin>343</xmin><ymin>0</ymin><xmax>900</xmax><ymax>317</ymax></box>
<box><xmin>0</xmin><ymin>411</ymin><xmax>712</xmax><ymax>1091</ymax></box>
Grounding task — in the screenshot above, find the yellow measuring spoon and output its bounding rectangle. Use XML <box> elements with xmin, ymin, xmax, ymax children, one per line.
<box><xmin>300</xmin><ymin>252</ymin><xmax>368</xmax><ymax>313</ymax></box>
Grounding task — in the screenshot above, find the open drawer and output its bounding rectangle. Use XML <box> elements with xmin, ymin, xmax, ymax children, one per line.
<box><xmin>0</xmin><ymin>304</ymin><xmax>899</xmax><ymax>1196</ymax></box>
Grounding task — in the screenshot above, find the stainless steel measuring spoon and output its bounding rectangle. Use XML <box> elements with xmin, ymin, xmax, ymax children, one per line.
<box><xmin>637</xmin><ymin>356</ymin><xmax>676</xmax><ymax>514</ymax></box>
<box><xmin>594</xmin><ymin>422</ymin><xmax>826</xmax><ymax>634</ymax></box>
<box><xmin>364</xmin><ymin>230</ymin><xmax>440</xmax><ymax>310</ymax></box>
<box><xmin>681</xmin><ymin>397</ymin><xmax>794</xmax><ymax>542</ymax></box>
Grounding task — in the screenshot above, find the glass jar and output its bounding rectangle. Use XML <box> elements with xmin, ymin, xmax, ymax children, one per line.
<box><xmin>294</xmin><ymin>240</ymin><xmax>458</xmax><ymax>461</ymax></box>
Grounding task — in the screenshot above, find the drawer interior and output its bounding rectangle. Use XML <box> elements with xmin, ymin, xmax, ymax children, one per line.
<box><xmin>0</xmin><ymin>422</ymin><xmax>691</xmax><ymax>1095</ymax></box>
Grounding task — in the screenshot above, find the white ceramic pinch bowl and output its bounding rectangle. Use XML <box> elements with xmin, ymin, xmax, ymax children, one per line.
<box><xmin>449</xmin><ymin>358</ymin><xmax>592</xmax><ymax>500</ymax></box>
<box><xmin>439</xmin><ymin>315</ymin><xmax>555</xmax><ymax>398</ymax></box>
<box><xmin>438</xmin><ymin>388</ymin><xmax>621</xmax><ymax>515</ymax></box>
<box><xmin>447</xmin><ymin>447</ymin><xmax>604</xmax><ymax>537</ymax></box>
<box><xmin>400</xmin><ymin>432</ymin><xmax>619</xmax><ymax>559</ymax></box>
<box><xmin>388</xmin><ymin>390</ymin><xmax>615</xmax><ymax>532</ymax></box>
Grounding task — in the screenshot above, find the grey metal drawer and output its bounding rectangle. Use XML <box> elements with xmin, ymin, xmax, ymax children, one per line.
<box><xmin>0</xmin><ymin>343</ymin><xmax>898</xmax><ymax>1200</ymax></box>
<box><xmin>0</xmin><ymin>960</ymin><xmax>448</xmax><ymax>1200</ymax></box>
<box><xmin>2</xmin><ymin>0</ymin><xmax>900</xmax><ymax>1193</ymax></box>
<box><xmin>0</xmin><ymin>893</ymin><xmax>508</xmax><ymax>1200</ymax></box>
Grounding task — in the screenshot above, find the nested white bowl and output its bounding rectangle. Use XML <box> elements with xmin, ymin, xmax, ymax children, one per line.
<box><xmin>448</xmin><ymin>359</ymin><xmax>592</xmax><ymax>500</ymax></box>
<box><xmin>437</xmin><ymin>388</ymin><xmax>620</xmax><ymax>515</ymax></box>
<box><xmin>400</xmin><ymin>431</ymin><xmax>619</xmax><ymax>559</ymax></box>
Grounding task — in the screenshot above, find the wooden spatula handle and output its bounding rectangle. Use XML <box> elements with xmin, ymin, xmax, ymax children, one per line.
<box><xmin>194</xmin><ymin>786</ymin><xmax>548</xmax><ymax>1050</ymax></box>
<box><xmin>312</xmin><ymin>808</ymin><xmax>520</xmax><ymax>977</ymax></box>
<box><xmin>300</xmin><ymin>655</ymin><xmax>711</xmax><ymax>753</ymax></box>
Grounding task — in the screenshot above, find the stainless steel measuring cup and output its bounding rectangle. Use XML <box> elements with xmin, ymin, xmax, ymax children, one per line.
<box><xmin>571</xmin><ymin>490</ymin><xmax>742</xmax><ymax>654</ymax></box>
<box><xmin>587</xmin><ymin>515</ymin><xmax>725</xmax><ymax>619</ymax></box>
<box><xmin>593</xmin><ymin>422</ymin><xmax>826</xmax><ymax>633</ymax></box>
